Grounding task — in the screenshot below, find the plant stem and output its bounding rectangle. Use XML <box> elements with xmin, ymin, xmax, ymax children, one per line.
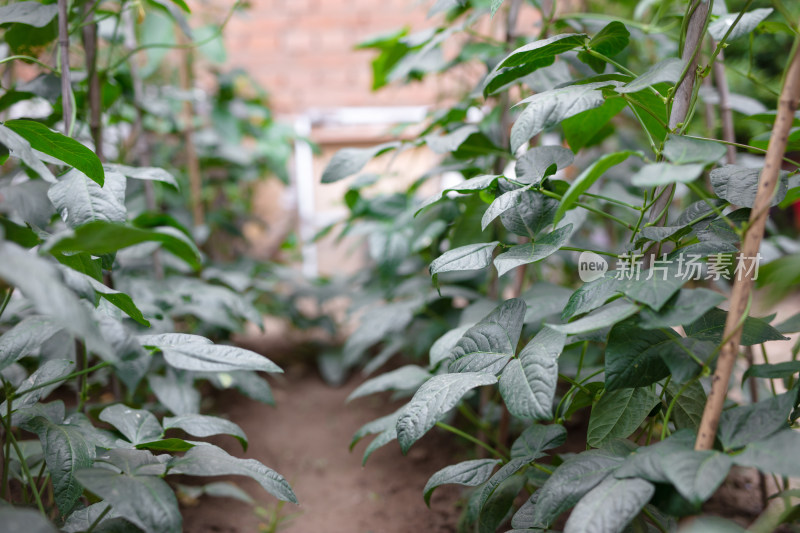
<box><xmin>583</xmin><ymin>192</ymin><xmax>641</xmax><ymax>210</ymax></box>
<box><xmin>14</xmin><ymin>361</ymin><xmax>112</xmax><ymax>399</ymax></box>
<box><xmin>695</xmin><ymin>36</ymin><xmax>800</xmax><ymax>451</ymax></box>
<box><xmin>1</xmin><ymin>382</ymin><xmax>12</xmax><ymax>500</ymax></box>
<box><xmin>0</xmin><ymin>56</ymin><xmax>57</xmax><ymax>72</ymax></box>
<box><xmin>435</xmin><ymin>421</ymin><xmax>507</xmax><ymax>460</ymax></box>
<box><xmin>711</xmin><ymin>47</ymin><xmax>737</xmax><ymax>164</ymax></box>
<box><xmin>86</xmin><ymin>504</ymin><xmax>112</xmax><ymax>533</ymax></box>
<box><xmin>4</xmin><ymin>389</ymin><xmax>45</xmax><ymax>514</ymax></box>
<box><xmin>661</xmin><ymin>378</ymin><xmax>696</xmax><ymax>440</ymax></box>
<box><xmin>560</xmin><ymin>246</ymin><xmax>621</xmax><ymax>259</ymax></box>
<box><xmin>57</xmin><ymin>0</ymin><xmax>73</xmax><ymax>135</ymax></box>
<box><xmin>647</xmin><ymin>0</ymin><xmax>710</xmax><ymax>259</ymax></box>
<box><xmin>683</xmin><ymin>134</ymin><xmax>800</xmax><ymax>168</ymax></box>
<box><xmin>0</xmin><ymin>287</ymin><xmax>14</xmax><ymax>320</ymax></box>
<box><xmin>539</xmin><ymin>189</ymin><xmax>635</xmax><ymax>230</ymax></box>
<box><xmin>82</xmin><ymin>1</ymin><xmax>103</xmax><ymax>160</ymax></box>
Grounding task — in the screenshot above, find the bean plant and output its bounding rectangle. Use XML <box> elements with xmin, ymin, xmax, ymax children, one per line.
<box><xmin>0</xmin><ymin>1</ymin><xmax>297</xmax><ymax>531</ymax></box>
<box><xmin>325</xmin><ymin>0</ymin><xmax>800</xmax><ymax>531</ymax></box>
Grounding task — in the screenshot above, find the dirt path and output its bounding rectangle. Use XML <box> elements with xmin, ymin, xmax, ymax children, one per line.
<box><xmin>181</xmin><ymin>367</ymin><xmax>463</xmax><ymax>533</ymax></box>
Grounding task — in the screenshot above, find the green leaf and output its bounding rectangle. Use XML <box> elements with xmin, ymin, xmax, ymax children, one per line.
<box><xmin>27</xmin><ymin>417</ymin><xmax>93</xmax><ymax>514</ymax></box>
<box><xmin>61</xmin><ymin>503</ymin><xmax>118</xmax><ymax>533</ymax></box>
<box><xmin>562</xmin><ymin>274</ymin><xmax>622</xmax><ymax>320</ymax></box>
<box><xmin>148</xmin><ymin>372</ymin><xmax>200</xmax><ymax>416</ymax></box>
<box><xmin>684</xmin><ymin>308</ymin><xmax>788</xmax><ymax>346</ymax></box>
<box><xmin>350</xmin><ymin>407</ymin><xmax>403</xmax><ymax>450</ymax></box>
<box><xmin>135</xmin><ymin>438</ymin><xmax>195</xmax><ymax>453</ymax></box>
<box><xmin>320</xmin><ymin>142</ymin><xmax>400</xmax><ymax>183</ymax></box>
<box><xmin>708</xmin><ymin>8</ymin><xmax>773</xmax><ymax>42</ymax></box>
<box><xmin>531</xmin><ymin>444</ymin><xmax>635</xmax><ymax>527</ymax></box>
<box><xmin>396</xmin><ymin>372</ymin><xmax>498</xmax><ymax>453</ymax></box>
<box><xmin>564</xmin><ymin>477</ymin><xmax>654</xmax><ymax>533</ymax></box>
<box><xmin>1</xmin><ymin>359</ymin><xmax>74</xmax><ymax>413</ymax></box>
<box><xmin>548</xmin><ymin>301</ymin><xmax>640</xmax><ymax>335</ymax></box>
<box><xmin>588</xmin><ymin>21</ymin><xmax>629</xmax><ymax>56</ymax></box>
<box><xmin>169</xmin><ymin>444</ymin><xmax>297</xmax><ymax>503</ymax></box>
<box><xmin>0</xmin><ymin>2</ymin><xmax>57</xmax><ymax>27</ymax></box>
<box><xmin>163</xmin><ymin>414</ymin><xmax>247</xmax><ymax>449</ymax></box>
<box><xmin>578</xmin><ymin>21</ymin><xmax>630</xmax><ymax>73</ymax></box>
<box><xmin>47</xmin><ymin>170</ymin><xmax>126</xmax><ymax>228</ymax></box>
<box><xmin>515</xmin><ymin>145</ymin><xmax>575</xmax><ymax>185</ymax></box>
<box><xmin>88</xmin><ymin>280</ymin><xmax>150</xmax><ymax>327</ymax></box>
<box><xmin>604</xmin><ymin>320</ymin><xmax>673</xmax><ymax>390</ymax></box>
<box><xmin>499</xmin><ymin>327</ymin><xmax>566</xmax><ymax>420</ymax></box>
<box><xmin>449</xmin><ymin>298</ymin><xmax>526</xmax><ymax>374</ymax></box>
<box><xmin>99</xmin><ymin>405</ymin><xmax>163</xmax><ymax>446</ymax></box>
<box><xmin>522</xmin><ymin>282</ymin><xmax>573</xmax><ymax>324</ymax></box>
<box><xmin>347</xmin><ymin>365</ymin><xmax>431</xmax><ymax>402</ymax></box>
<box><xmin>75</xmin><ymin>467</ymin><xmax>182</xmax><ymax>533</ymax></box>
<box><xmin>510</xmin><ymin>82</ymin><xmax>612</xmax><ymax>152</ymax></box>
<box><xmin>709</xmin><ymin>165</ymin><xmax>788</xmax><ymax>208</ymax></box>
<box><xmin>481</xmin><ymin>185</ymin><xmax>533</xmax><ymax>231</ymax></box>
<box><xmin>430</xmin><ymin>325</ymin><xmax>473</xmax><ymax>368</ymax></box>
<box><xmin>0</xmin><ymin>246</ymin><xmax>111</xmax><ymax>356</ymax></box>
<box><xmin>430</xmin><ymin>241</ymin><xmax>499</xmax><ymax>276</ymax></box>
<box><xmin>477</xmin><ymin>474</ymin><xmax>526</xmax><ymax>533</ymax></box>
<box><xmin>734</xmin><ymin>429</ymin><xmax>800</xmax><ymax>477</ymax></box>
<box><xmin>499</xmin><ymin>190</ymin><xmax>560</xmax><ymax>239</ymax></box>
<box><xmin>147</xmin><ymin>339</ymin><xmax>283</xmax><ymax>373</ymax></box>
<box><xmin>0</xmin><ymin>124</ymin><xmax>57</xmax><ymax>182</ymax></box>
<box><xmin>563</xmin><ymin>97</ymin><xmax>627</xmax><ymax>151</ymax></box>
<box><xmin>554</xmin><ymin>151</ymin><xmax>636</xmax><ymax>224</ymax></box>
<box><xmin>423</xmin><ymin>458</ymin><xmax>501</xmax><ymax>506</ymax></box>
<box><xmin>718</xmin><ymin>388</ymin><xmax>796</xmax><ymax>450</ymax></box>
<box><xmin>639</xmin><ymin>288</ymin><xmax>726</xmax><ymax>329</ymax></box>
<box><xmin>666</xmin><ymin>380</ymin><xmax>707</xmax><ymax>431</ymax></box>
<box><xmin>743</xmin><ymin>361</ymin><xmax>800</xmax><ymax>382</ymax></box>
<box><xmin>587</xmin><ymin>387</ymin><xmax>658</xmax><ymax>447</ymax></box>
<box><xmin>494</xmin><ymin>224</ymin><xmax>573</xmax><ymax>277</ymax></box>
<box><xmin>203</xmin><ymin>370</ymin><xmax>275</xmax><ymax>405</ymax></box>
<box><xmin>468</xmin><ymin>456</ymin><xmax>532</xmax><ymax>525</ymax></box>
<box><xmin>659</xmin><ymin>337</ymin><xmax>713</xmax><ymax>383</ymax></box>
<box><xmin>663</xmin><ymin>135</ymin><xmax>726</xmax><ymax>165</ymax></box>
<box><xmin>617</xmin><ymin>58</ymin><xmax>683</xmax><ymax>94</ymax></box>
<box><xmin>0</xmin><ymin>507</ymin><xmax>58</xmax><ymax>533</ymax></box>
<box><xmin>424</xmin><ymin>125</ymin><xmax>478</xmax><ymax>154</ymax></box>
<box><xmin>45</xmin><ymin>221</ymin><xmax>202</xmax><ymax>270</ymax></box>
<box><xmin>105</xmin><ymin>164</ymin><xmax>179</xmax><ymax>189</ymax></box>
<box><xmin>510</xmin><ymin>423</ymin><xmax>567</xmax><ymax>458</ymax></box>
<box><xmin>0</xmin><ymin>316</ymin><xmax>61</xmax><ymax>371</ymax></box>
<box><xmin>416</xmin><ymin>174</ymin><xmax>500</xmax><ymax>215</ymax></box>
<box><xmin>490</xmin><ymin>0</ymin><xmax>504</xmax><ymax>16</ymax></box>
<box><xmin>631</xmin><ymin>162</ymin><xmax>705</xmax><ymax>186</ymax></box>
<box><xmin>614</xmin><ymin>430</ymin><xmax>731</xmax><ymax>505</ymax></box>
<box><xmin>362</xmin><ymin>426</ymin><xmax>397</xmax><ymax>465</ymax></box>
<box><xmin>775</xmin><ymin>312</ymin><xmax>800</xmax><ymax>334</ymax></box>
<box><xmin>4</xmin><ymin>120</ymin><xmax>104</xmax><ymax>186</ymax></box>
<box><xmin>95</xmin><ymin>448</ymin><xmax>166</xmax><ymax>475</ymax></box>
<box><xmin>482</xmin><ymin>33</ymin><xmax>586</xmax><ymax>97</ymax></box>
<box><xmin>620</xmin><ymin>262</ymin><xmax>686</xmax><ymax>312</ymax></box>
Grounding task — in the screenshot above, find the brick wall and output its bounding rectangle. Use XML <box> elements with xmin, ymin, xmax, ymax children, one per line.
<box><xmin>223</xmin><ymin>0</ymin><xmax>443</xmax><ymax>114</ymax></box>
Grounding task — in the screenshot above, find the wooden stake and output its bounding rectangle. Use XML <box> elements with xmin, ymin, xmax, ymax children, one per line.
<box><xmin>178</xmin><ymin>41</ymin><xmax>204</xmax><ymax>228</ymax></box>
<box><xmin>695</xmin><ymin>41</ymin><xmax>800</xmax><ymax>451</ymax></box>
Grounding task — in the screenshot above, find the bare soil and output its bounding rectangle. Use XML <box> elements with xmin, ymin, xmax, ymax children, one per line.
<box><xmin>180</xmin><ymin>366</ymin><xmax>463</xmax><ymax>533</ymax></box>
